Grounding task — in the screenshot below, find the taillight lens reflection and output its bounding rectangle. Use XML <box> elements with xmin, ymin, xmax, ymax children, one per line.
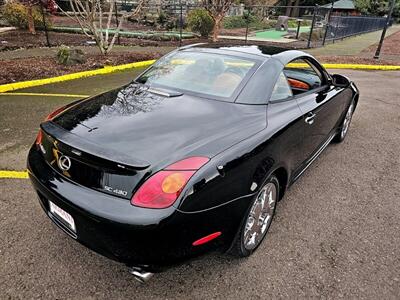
<box><xmin>44</xmin><ymin>105</ymin><xmax>68</xmax><ymax>121</ymax></box>
<box><xmin>35</xmin><ymin>105</ymin><xmax>67</xmax><ymax>146</ymax></box>
<box><xmin>35</xmin><ymin>129</ymin><xmax>43</xmax><ymax>145</ymax></box>
<box><xmin>131</xmin><ymin>157</ymin><xmax>209</xmax><ymax>209</ymax></box>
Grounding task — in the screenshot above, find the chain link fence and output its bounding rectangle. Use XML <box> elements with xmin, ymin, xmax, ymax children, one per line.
<box><xmin>325</xmin><ymin>16</ymin><xmax>387</xmax><ymax>42</ymax></box>
<box><xmin>224</xmin><ymin>5</ymin><xmax>388</xmax><ymax>48</ymax></box>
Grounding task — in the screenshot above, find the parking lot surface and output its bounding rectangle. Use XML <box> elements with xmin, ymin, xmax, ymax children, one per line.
<box><xmin>0</xmin><ymin>69</ymin><xmax>399</xmax><ymax>299</ymax></box>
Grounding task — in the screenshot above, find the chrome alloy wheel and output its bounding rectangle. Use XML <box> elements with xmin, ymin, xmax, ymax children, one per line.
<box><xmin>243</xmin><ymin>182</ymin><xmax>277</xmax><ymax>250</ymax></box>
<box><xmin>341</xmin><ymin>102</ymin><xmax>354</xmax><ymax>139</ymax></box>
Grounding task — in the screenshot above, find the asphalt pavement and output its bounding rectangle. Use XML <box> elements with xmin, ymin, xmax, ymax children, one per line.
<box><xmin>0</xmin><ymin>69</ymin><xmax>399</xmax><ymax>299</ymax></box>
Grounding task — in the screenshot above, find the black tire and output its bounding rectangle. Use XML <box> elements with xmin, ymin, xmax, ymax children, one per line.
<box><xmin>230</xmin><ymin>175</ymin><xmax>279</xmax><ymax>257</ymax></box>
<box><xmin>333</xmin><ymin>100</ymin><xmax>355</xmax><ymax>143</ymax></box>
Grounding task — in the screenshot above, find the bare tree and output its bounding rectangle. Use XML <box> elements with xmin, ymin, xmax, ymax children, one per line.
<box><xmin>203</xmin><ymin>0</ymin><xmax>234</xmax><ymax>42</ymax></box>
<box><xmin>20</xmin><ymin>0</ymin><xmax>55</xmax><ymax>34</ymax></box>
<box><xmin>59</xmin><ymin>0</ymin><xmax>145</xmax><ymax>55</ymax></box>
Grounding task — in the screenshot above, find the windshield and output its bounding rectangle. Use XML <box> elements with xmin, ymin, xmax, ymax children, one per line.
<box><xmin>136</xmin><ymin>51</ymin><xmax>257</xmax><ymax>100</ymax></box>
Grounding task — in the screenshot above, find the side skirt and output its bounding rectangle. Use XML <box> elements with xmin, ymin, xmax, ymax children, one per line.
<box><xmin>290</xmin><ymin>132</ymin><xmax>337</xmax><ymax>184</ymax></box>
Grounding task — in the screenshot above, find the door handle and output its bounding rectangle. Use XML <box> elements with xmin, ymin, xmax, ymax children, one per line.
<box><xmin>305</xmin><ymin>112</ymin><xmax>316</xmax><ymax>125</ymax></box>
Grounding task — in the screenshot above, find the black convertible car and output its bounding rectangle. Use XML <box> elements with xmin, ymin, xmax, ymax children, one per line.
<box><xmin>28</xmin><ymin>44</ymin><xmax>359</xmax><ymax>282</ymax></box>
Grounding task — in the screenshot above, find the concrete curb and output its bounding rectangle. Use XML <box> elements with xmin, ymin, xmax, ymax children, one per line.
<box><xmin>0</xmin><ymin>60</ymin><xmax>155</xmax><ymax>93</ymax></box>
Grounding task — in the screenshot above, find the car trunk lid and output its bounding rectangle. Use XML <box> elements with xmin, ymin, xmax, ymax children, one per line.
<box><xmin>39</xmin><ymin>123</ymin><xmax>149</xmax><ymax>199</ymax></box>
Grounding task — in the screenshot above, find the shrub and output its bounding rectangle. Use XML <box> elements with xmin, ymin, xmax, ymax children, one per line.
<box><xmin>223</xmin><ymin>15</ymin><xmax>277</xmax><ymax>31</ymax></box>
<box><xmin>157</xmin><ymin>11</ymin><xmax>167</xmax><ymax>26</ymax></box>
<box><xmin>287</xmin><ymin>19</ymin><xmax>311</xmax><ymax>28</ymax></box>
<box><xmin>187</xmin><ymin>8</ymin><xmax>214</xmax><ymax>38</ymax></box>
<box><xmin>1</xmin><ymin>1</ymin><xmax>51</xmax><ymax>29</ymax></box>
<box><xmin>258</xmin><ymin>19</ymin><xmax>277</xmax><ymax>30</ymax></box>
<box><xmin>57</xmin><ymin>45</ymin><xmax>86</xmax><ymax>65</ymax></box>
<box><xmin>223</xmin><ymin>15</ymin><xmax>247</xmax><ymax>29</ymax></box>
<box><xmin>299</xmin><ymin>28</ymin><xmax>323</xmax><ymax>41</ymax></box>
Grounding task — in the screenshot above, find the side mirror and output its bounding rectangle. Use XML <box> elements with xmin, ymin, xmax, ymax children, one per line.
<box><xmin>331</xmin><ymin>74</ymin><xmax>350</xmax><ymax>88</ymax></box>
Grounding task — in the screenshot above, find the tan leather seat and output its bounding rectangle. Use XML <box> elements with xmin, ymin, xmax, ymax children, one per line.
<box><xmin>213</xmin><ymin>72</ymin><xmax>242</xmax><ymax>96</ymax></box>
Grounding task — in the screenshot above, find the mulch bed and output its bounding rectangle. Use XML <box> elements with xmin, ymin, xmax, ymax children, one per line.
<box><xmin>51</xmin><ymin>15</ymin><xmax>157</xmax><ymax>31</ymax></box>
<box><xmin>0</xmin><ymin>30</ymin><xmax>100</xmax><ymax>51</ymax></box>
<box><xmin>219</xmin><ymin>28</ymin><xmax>249</xmax><ymax>36</ymax></box>
<box><xmin>0</xmin><ymin>30</ymin><xmax>192</xmax><ymax>51</ymax></box>
<box><xmin>0</xmin><ymin>29</ymin><xmax>202</xmax><ymax>84</ymax></box>
<box><xmin>362</xmin><ymin>29</ymin><xmax>400</xmax><ymax>56</ymax></box>
<box><xmin>312</xmin><ymin>56</ymin><xmax>399</xmax><ymax>66</ymax></box>
<box><xmin>0</xmin><ymin>52</ymin><xmax>163</xmax><ymax>84</ymax></box>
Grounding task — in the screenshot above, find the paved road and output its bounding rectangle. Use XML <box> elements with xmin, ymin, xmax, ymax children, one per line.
<box><xmin>0</xmin><ymin>70</ymin><xmax>399</xmax><ymax>299</ymax></box>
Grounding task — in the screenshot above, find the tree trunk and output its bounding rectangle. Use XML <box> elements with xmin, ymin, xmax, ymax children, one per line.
<box><xmin>27</xmin><ymin>5</ymin><xmax>36</xmax><ymax>34</ymax></box>
<box><xmin>285</xmin><ymin>0</ymin><xmax>295</xmax><ymax>17</ymax></box>
<box><xmin>292</xmin><ymin>0</ymin><xmax>300</xmax><ymax>17</ymax></box>
<box><xmin>212</xmin><ymin>16</ymin><xmax>223</xmax><ymax>42</ymax></box>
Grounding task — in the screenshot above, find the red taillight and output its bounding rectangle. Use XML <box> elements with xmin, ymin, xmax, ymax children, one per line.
<box><xmin>131</xmin><ymin>170</ymin><xmax>195</xmax><ymax>209</ymax></box>
<box><xmin>192</xmin><ymin>232</ymin><xmax>222</xmax><ymax>246</ymax></box>
<box><xmin>131</xmin><ymin>156</ymin><xmax>209</xmax><ymax>209</ymax></box>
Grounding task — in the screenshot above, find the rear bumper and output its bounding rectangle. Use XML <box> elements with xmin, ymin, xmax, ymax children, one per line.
<box><xmin>27</xmin><ymin>146</ymin><xmax>246</xmax><ymax>270</ymax></box>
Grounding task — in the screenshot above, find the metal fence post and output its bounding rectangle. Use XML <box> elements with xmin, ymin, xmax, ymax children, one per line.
<box><xmin>333</xmin><ymin>15</ymin><xmax>339</xmax><ymax>43</ymax></box>
<box><xmin>307</xmin><ymin>5</ymin><xmax>317</xmax><ymax>49</ymax></box>
<box><xmin>374</xmin><ymin>0</ymin><xmax>396</xmax><ymax>59</ymax></box>
<box><xmin>244</xmin><ymin>8</ymin><xmax>250</xmax><ymax>44</ymax></box>
<box><xmin>40</xmin><ymin>3</ymin><xmax>50</xmax><ymax>47</ymax></box>
<box><xmin>295</xmin><ymin>19</ymin><xmax>301</xmax><ymax>39</ymax></box>
<box><xmin>322</xmin><ymin>0</ymin><xmax>334</xmax><ymax>46</ymax></box>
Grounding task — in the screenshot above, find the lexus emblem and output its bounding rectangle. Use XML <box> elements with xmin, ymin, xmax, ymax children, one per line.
<box><xmin>57</xmin><ymin>155</ymin><xmax>71</xmax><ymax>171</ymax></box>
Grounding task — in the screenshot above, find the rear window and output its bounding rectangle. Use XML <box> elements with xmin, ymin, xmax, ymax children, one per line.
<box><xmin>136</xmin><ymin>51</ymin><xmax>257</xmax><ymax>100</ymax></box>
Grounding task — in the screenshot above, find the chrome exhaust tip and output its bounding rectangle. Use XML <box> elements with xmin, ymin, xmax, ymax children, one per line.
<box><xmin>129</xmin><ymin>267</ymin><xmax>154</xmax><ymax>283</ymax></box>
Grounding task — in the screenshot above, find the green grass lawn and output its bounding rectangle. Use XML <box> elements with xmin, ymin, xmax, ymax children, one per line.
<box><xmin>255</xmin><ymin>26</ymin><xmax>310</xmax><ymax>40</ymax></box>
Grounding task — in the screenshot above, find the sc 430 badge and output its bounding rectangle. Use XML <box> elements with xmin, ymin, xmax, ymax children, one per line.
<box><xmin>104</xmin><ymin>186</ymin><xmax>128</xmax><ymax>196</ymax></box>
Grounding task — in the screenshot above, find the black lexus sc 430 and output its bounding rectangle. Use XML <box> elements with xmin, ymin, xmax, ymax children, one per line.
<box><xmin>28</xmin><ymin>44</ymin><xmax>359</xmax><ymax>282</ymax></box>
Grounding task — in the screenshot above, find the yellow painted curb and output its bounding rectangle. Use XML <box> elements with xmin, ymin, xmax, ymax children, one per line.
<box><xmin>0</xmin><ymin>170</ymin><xmax>29</xmax><ymax>179</ymax></box>
<box><xmin>321</xmin><ymin>63</ymin><xmax>400</xmax><ymax>70</ymax></box>
<box><xmin>289</xmin><ymin>62</ymin><xmax>400</xmax><ymax>70</ymax></box>
<box><xmin>0</xmin><ymin>59</ymin><xmax>155</xmax><ymax>93</ymax></box>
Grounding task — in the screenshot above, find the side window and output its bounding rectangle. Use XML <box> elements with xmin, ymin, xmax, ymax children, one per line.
<box><xmin>270</xmin><ymin>71</ymin><xmax>293</xmax><ymax>102</ymax></box>
<box><xmin>284</xmin><ymin>59</ymin><xmax>324</xmax><ymax>96</ymax></box>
